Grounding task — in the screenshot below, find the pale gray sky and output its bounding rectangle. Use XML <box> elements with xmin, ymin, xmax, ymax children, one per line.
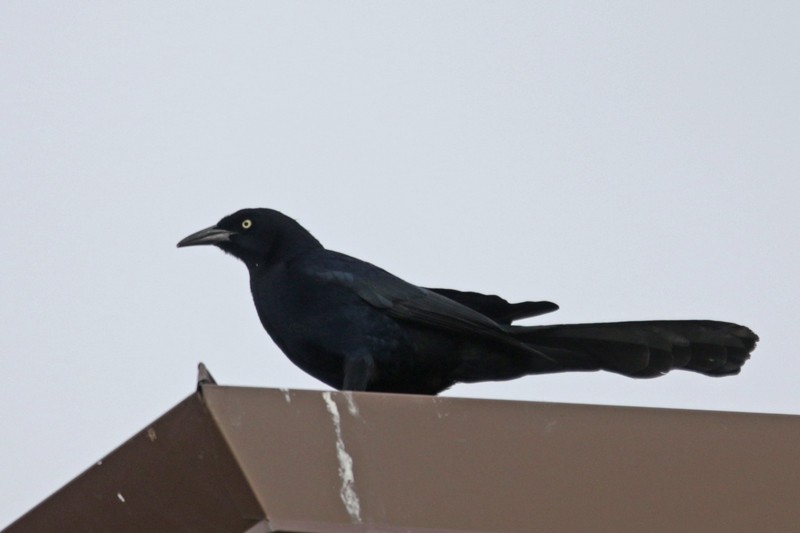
<box><xmin>2</xmin><ymin>1</ymin><xmax>799</xmax><ymax>527</ymax></box>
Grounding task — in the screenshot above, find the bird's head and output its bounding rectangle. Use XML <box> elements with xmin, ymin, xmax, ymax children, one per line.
<box><xmin>177</xmin><ymin>208</ymin><xmax>322</xmax><ymax>268</ymax></box>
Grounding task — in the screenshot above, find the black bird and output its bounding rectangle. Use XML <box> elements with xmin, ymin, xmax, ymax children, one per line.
<box><xmin>178</xmin><ymin>208</ymin><xmax>757</xmax><ymax>395</ymax></box>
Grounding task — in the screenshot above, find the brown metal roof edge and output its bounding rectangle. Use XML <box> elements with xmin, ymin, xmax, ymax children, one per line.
<box><xmin>7</xmin><ymin>368</ymin><xmax>800</xmax><ymax>533</ymax></box>
<box><xmin>201</xmin><ymin>384</ymin><xmax>800</xmax><ymax>533</ymax></box>
<box><xmin>4</xmin><ymin>389</ymin><xmax>265</xmax><ymax>533</ymax></box>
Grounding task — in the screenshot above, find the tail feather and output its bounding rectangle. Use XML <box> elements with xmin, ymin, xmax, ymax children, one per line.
<box><xmin>512</xmin><ymin>320</ymin><xmax>757</xmax><ymax>378</ymax></box>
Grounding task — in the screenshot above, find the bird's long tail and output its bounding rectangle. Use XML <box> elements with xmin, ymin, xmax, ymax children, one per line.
<box><xmin>512</xmin><ymin>320</ymin><xmax>758</xmax><ymax>378</ymax></box>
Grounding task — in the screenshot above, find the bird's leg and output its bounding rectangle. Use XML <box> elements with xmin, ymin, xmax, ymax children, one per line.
<box><xmin>341</xmin><ymin>350</ymin><xmax>376</xmax><ymax>391</ymax></box>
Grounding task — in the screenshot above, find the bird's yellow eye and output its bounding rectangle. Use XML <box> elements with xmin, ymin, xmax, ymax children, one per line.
<box><xmin>242</xmin><ymin>219</ymin><xmax>252</xmax><ymax>229</ymax></box>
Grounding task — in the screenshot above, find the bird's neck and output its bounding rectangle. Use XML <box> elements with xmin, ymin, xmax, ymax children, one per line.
<box><xmin>247</xmin><ymin>226</ymin><xmax>323</xmax><ymax>272</ymax></box>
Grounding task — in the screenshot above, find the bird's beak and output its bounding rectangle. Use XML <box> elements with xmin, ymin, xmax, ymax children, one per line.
<box><xmin>177</xmin><ymin>225</ymin><xmax>235</xmax><ymax>248</ymax></box>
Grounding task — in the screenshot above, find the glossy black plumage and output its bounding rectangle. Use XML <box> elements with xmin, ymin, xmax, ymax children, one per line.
<box><xmin>178</xmin><ymin>208</ymin><xmax>758</xmax><ymax>395</ymax></box>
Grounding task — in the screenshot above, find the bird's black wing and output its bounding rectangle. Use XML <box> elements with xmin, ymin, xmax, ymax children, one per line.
<box><xmin>302</xmin><ymin>253</ymin><xmax>547</xmax><ymax>356</ymax></box>
<box><xmin>426</xmin><ymin>288</ymin><xmax>558</xmax><ymax>324</ymax></box>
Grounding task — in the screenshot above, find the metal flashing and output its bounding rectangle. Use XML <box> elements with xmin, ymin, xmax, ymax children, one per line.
<box><xmin>7</xmin><ymin>378</ymin><xmax>800</xmax><ymax>532</ymax></box>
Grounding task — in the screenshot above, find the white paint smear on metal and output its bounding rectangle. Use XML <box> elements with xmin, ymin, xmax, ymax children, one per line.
<box><xmin>322</xmin><ymin>391</ymin><xmax>362</xmax><ymax>523</ymax></box>
<box><xmin>343</xmin><ymin>391</ymin><xmax>360</xmax><ymax>417</ymax></box>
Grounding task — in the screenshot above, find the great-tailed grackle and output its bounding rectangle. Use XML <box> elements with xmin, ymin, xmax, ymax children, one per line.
<box><xmin>178</xmin><ymin>208</ymin><xmax>757</xmax><ymax>395</ymax></box>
